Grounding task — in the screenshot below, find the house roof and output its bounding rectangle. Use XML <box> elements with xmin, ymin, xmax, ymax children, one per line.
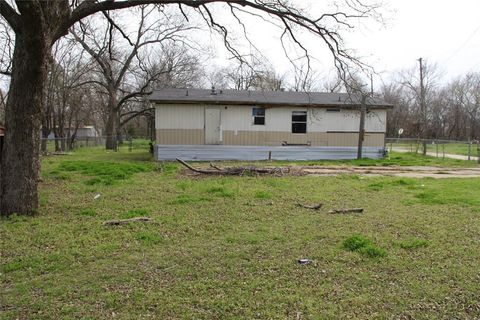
<box><xmin>149</xmin><ymin>88</ymin><xmax>393</xmax><ymax>109</ymax></box>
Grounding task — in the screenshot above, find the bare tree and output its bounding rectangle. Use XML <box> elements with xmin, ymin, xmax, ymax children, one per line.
<box><xmin>0</xmin><ymin>87</ymin><xmax>5</xmax><ymax>124</ymax></box>
<box><xmin>398</xmin><ymin>61</ymin><xmax>442</xmax><ymax>141</ymax></box>
<box><xmin>0</xmin><ymin>16</ymin><xmax>13</xmax><ymax>77</ymax></box>
<box><xmin>0</xmin><ymin>0</ymin><xmax>381</xmax><ymax>216</ymax></box>
<box><xmin>291</xmin><ymin>64</ymin><xmax>321</xmax><ymax>92</ymax></box>
<box><xmin>119</xmin><ymin>43</ymin><xmax>203</xmax><ymax>138</ymax></box>
<box><xmin>380</xmin><ymin>68</ymin><xmax>480</xmax><ymax>143</ymax></box>
<box><xmin>41</xmin><ymin>39</ymin><xmax>95</xmax><ymax>153</ymax></box>
<box><xmin>72</xmin><ymin>6</ymin><xmax>196</xmax><ymax>149</ymax></box>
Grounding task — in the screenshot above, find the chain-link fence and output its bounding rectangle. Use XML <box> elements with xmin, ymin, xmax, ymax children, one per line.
<box><xmin>40</xmin><ymin>136</ymin><xmax>105</xmax><ymax>153</ymax></box>
<box><xmin>386</xmin><ymin>138</ymin><xmax>480</xmax><ymax>162</ymax></box>
<box><xmin>40</xmin><ymin>136</ymin><xmax>153</xmax><ymax>154</ymax></box>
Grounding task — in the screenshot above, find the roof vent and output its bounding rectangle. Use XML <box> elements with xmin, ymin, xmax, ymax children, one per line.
<box><xmin>211</xmin><ymin>86</ymin><xmax>217</xmax><ymax>95</ymax></box>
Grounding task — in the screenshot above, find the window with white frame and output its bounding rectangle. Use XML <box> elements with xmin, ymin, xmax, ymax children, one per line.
<box><xmin>252</xmin><ymin>107</ymin><xmax>265</xmax><ymax>125</ymax></box>
<box><xmin>292</xmin><ymin>111</ymin><xmax>307</xmax><ymax>133</ymax></box>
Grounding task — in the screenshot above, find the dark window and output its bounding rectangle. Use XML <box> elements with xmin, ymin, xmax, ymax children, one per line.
<box><xmin>252</xmin><ymin>107</ymin><xmax>265</xmax><ymax>125</ymax></box>
<box><xmin>292</xmin><ymin>111</ymin><xmax>307</xmax><ymax>133</ymax></box>
<box><xmin>326</xmin><ymin>108</ymin><xmax>341</xmax><ymax>112</ymax></box>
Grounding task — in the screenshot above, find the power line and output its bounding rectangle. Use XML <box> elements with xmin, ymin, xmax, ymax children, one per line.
<box><xmin>444</xmin><ymin>22</ymin><xmax>480</xmax><ymax>64</ymax></box>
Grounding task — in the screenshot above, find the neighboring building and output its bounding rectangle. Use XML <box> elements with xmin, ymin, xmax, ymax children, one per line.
<box><xmin>45</xmin><ymin>126</ymin><xmax>101</xmax><ymax>139</ymax></box>
<box><xmin>149</xmin><ymin>88</ymin><xmax>393</xmax><ymax>161</ymax></box>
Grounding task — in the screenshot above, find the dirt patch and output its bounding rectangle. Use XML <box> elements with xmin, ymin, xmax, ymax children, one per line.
<box><xmin>300</xmin><ymin>166</ymin><xmax>480</xmax><ymax>179</ymax></box>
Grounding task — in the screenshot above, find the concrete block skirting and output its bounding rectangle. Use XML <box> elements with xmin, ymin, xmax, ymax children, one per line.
<box><xmin>155</xmin><ymin>145</ymin><xmax>386</xmax><ymax>161</ymax></box>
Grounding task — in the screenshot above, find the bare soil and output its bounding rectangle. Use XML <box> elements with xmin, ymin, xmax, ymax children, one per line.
<box><xmin>299</xmin><ymin>165</ymin><xmax>480</xmax><ymax>178</ymax></box>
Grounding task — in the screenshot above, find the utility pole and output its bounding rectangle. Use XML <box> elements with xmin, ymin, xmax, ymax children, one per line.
<box><xmin>418</xmin><ymin>58</ymin><xmax>427</xmax><ymax>156</ymax></box>
<box><xmin>357</xmin><ymin>93</ymin><xmax>367</xmax><ymax>159</ymax></box>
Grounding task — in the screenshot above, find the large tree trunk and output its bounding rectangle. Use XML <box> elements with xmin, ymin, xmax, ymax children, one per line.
<box><xmin>105</xmin><ymin>97</ymin><xmax>118</xmax><ymax>150</ymax></box>
<box><xmin>116</xmin><ymin>110</ymin><xmax>123</xmax><ymax>145</ymax></box>
<box><xmin>0</xmin><ymin>32</ymin><xmax>51</xmax><ymax>216</ymax></box>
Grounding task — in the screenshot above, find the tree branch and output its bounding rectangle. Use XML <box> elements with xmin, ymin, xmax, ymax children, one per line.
<box><xmin>0</xmin><ymin>0</ymin><xmax>20</xmax><ymax>31</ymax></box>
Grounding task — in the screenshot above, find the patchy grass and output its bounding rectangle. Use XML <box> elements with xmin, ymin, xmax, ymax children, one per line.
<box><xmin>119</xmin><ymin>209</ymin><xmax>149</xmax><ymax>219</ymax></box>
<box><xmin>77</xmin><ymin>209</ymin><xmax>96</xmax><ymax>217</ymax></box>
<box><xmin>342</xmin><ymin>235</ymin><xmax>386</xmax><ymax>258</ymax></box>
<box><xmin>397</xmin><ymin>238</ymin><xmax>429</xmax><ymax>250</ymax></box>
<box><xmin>342</xmin><ymin>235</ymin><xmax>372</xmax><ymax>251</ymax></box>
<box><xmin>2</xmin><ymin>145</ymin><xmax>480</xmax><ymax>318</ymax></box>
<box><xmin>55</xmin><ymin>160</ymin><xmax>153</xmax><ymax>185</ymax></box>
<box><xmin>254</xmin><ymin>190</ymin><xmax>272</xmax><ymax>199</ymax></box>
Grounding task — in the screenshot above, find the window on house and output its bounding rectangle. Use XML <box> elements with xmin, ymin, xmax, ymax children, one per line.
<box><xmin>292</xmin><ymin>111</ymin><xmax>307</xmax><ymax>133</ymax></box>
<box><xmin>326</xmin><ymin>108</ymin><xmax>341</xmax><ymax>112</ymax></box>
<box><xmin>252</xmin><ymin>107</ymin><xmax>265</xmax><ymax>125</ymax></box>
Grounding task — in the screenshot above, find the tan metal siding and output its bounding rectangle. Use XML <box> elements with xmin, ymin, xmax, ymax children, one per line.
<box><xmin>364</xmin><ymin>133</ymin><xmax>386</xmax><ymax>147</ymax></box>
<box><xmin>224</xmin><ymin>131</ymin><xmax>328</xmax><ymax>146</ymax></box>
<box><xmin>327</xmin><ymin>132</ymin><xmax>385</xmax><ymax>147</ymax></box>
<box><xmin>155</xmin><ymin>103</ymin><xmax>387</xmax><ymax>147</ymax></box>
<box><xmin>156</xmin><ymin>129</ymin><xmax>384</xmax><ymax>147</ymax></box>
<box><xmin>156</xmin><ymin>129</ymin><xmax>205</xmax><ymax>145</ymax></box>
<box><xmin>155</xmin><ymin>104</ymin><xmax>204</xmax><ymax>129</ymax></box>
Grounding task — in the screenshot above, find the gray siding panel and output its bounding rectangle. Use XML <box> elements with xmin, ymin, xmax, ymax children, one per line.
<box><xmin>155</xmin><ymin>145</ymin><xmax>385</xmax><ymax>161</ymax></box>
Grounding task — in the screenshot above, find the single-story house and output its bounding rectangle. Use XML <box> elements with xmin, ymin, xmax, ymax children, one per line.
<box><xmin>149</xmin><ymin>88</ymin><xmax>393</xmax><ymax>161</ymax></box>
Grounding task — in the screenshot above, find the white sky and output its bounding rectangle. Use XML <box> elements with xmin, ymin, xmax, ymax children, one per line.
<box><xmin>347</xmin><ymin>0</ymin><xmax>480</xmax><ymax>83</ymax></box>
<box><xmin>2</xmin><ymin>1</ymin><xmax>480</xmax><ymax>90</ymax></box>
<box><xmin>205</xmin><ymin>0</ymin><xmax>480</xmax><ymax>86</ymax></box>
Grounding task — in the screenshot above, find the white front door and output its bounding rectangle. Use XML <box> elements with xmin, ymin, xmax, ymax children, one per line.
<box><xmin>205</xmin><ymin>108</ymin><xmax>222</xmax><ymax>145</ymax></box>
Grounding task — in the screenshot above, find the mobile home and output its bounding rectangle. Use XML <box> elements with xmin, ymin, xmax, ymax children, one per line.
<box><xmin>149</xmin><ymin>88</ymin><xmax>392</xmax><ymax>161</ymax></box>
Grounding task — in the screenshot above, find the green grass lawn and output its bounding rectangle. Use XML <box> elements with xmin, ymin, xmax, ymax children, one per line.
<box><xmin>2</xmin><ymin>146</ymin><xmax>480</xmax><ymax>319</ymax></box>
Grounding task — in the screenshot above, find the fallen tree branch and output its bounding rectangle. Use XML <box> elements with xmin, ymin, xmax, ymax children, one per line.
<box><xmin>209</xmin><ymin>162</ymin><xmax>223</xmax><ymax>171</ymax></box>
<box><xmin>176</xmin><ymin>158</ymin><xmax>289</xmax><ymax>176</ymax></box>
<box><xmin>103</xmin><ymin>217</ymin><xmax>152</xmax><ymax>226</ymax></box>
<box><xmin>177</xmin><ymin>158</ymin><xmax>219</xmax><ymax>174</ymax></box>
<box><xmin>297</xmin><ymin>203</ymin><xmax>323</xmax><ymax>210</ymax></box>
<box><xmin>328</xmin><ymin>208</ymin><xmax>364</xmax><ymax>214</ymax></box>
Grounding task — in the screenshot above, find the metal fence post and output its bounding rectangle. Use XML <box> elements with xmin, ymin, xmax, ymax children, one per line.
<box><xmin>468</xmin><ymin>142</ymin><xmax>471</xmax><ymax>161</ymax></box>
<box><xmin>436</xmin><ymin>142</ymin><xmax>438</xmax><ymax>158</ymax></box>
<box><xmin>442</xmin><ymin>144</ymin><xmax>445</xmax><ymax>159</ymax></box>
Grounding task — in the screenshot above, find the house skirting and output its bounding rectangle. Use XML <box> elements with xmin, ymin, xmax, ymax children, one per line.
<box><xmin>155</xmin><ymin>145</ymin><xmax>386</xmax><ymax>161</ymax></box>
<box><xmin>156</xmin><ymin>129</ymin><xmax>385</xmax><ymax>147</ymax></box>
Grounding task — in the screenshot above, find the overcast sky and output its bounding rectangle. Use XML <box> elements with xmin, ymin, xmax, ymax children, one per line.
<box><xmin>2</xmin><ymin>1</ymin><xmax>479</xmax><ymax>90</ymax></box>
<box><xmin>347</xmin><ymin>0</ymin><xmax>480</xmax><ymax>83</ymax></box>
<box><xmin>208</xmin><ymin>0</ymin><xmax>480</xmax><ymax>87</ymax></box>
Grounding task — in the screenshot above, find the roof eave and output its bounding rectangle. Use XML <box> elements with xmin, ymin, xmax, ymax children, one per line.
<box><xmin>150</xmin><ymin>99</ymin><xmax>393</xmax><ymax>109</ymax></box>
